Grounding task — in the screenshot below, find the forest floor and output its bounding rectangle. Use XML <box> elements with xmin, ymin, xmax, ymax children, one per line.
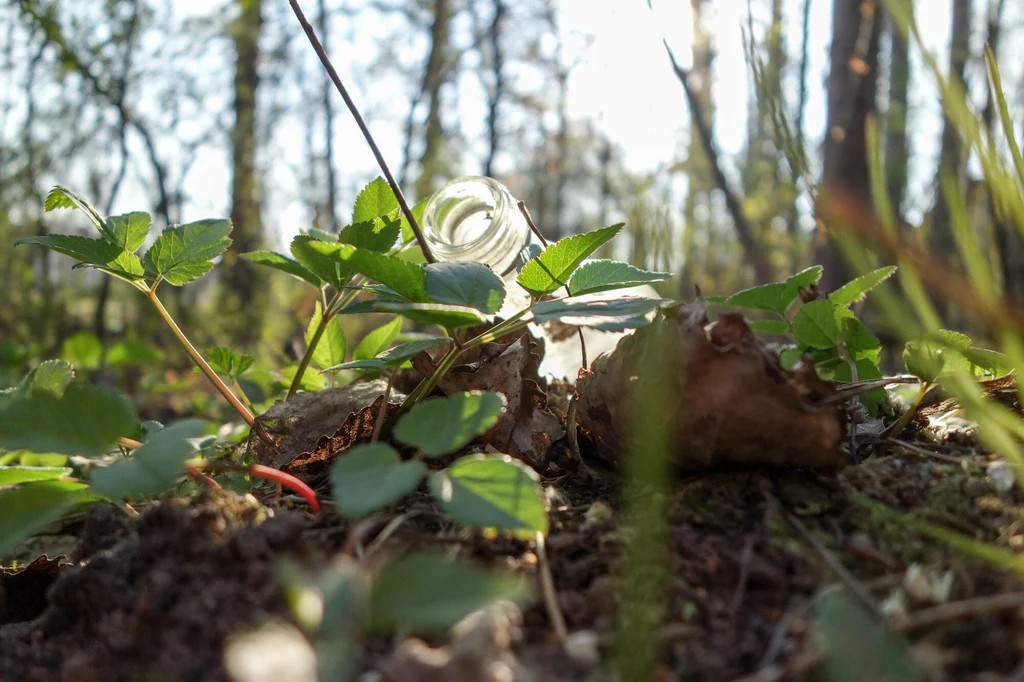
<box><xmin>2</xmin><ymin>330</ymin><xmax>1024</xmax><ymax>681</ymax></box>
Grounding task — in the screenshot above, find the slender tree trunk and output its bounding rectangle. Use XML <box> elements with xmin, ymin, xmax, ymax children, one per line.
<box><xmin>415</xmin><ymin>0</ymin><xmax>453</xmax><ymax>199</ymax></box>
<box><xmin>884</xmin><ymin>5</ymin><xmax>910</xmax><ymax>226</ymax></box>
<box><xmin>929</xmin><ymin>0</ymin><xmax>972</xmax><ymax>256</ymax></box>
<box><xmin>223</xmin><ymin>0</ymin><xmax>265</xmax><ymax>317</ymax></box>
<box><xmin>814</xmin><ymin>0</ymin><xmax>882</xmax><ymax>291</ymax></box>
<box><xmin>483</xmin><ymin>0</ymin><xmax>505</xmax><ymax>178</ymax></box>
<box><xmin>318</xmin><ymin>0</ymin><xmax>337</xmax><ymax>232</ymax></box>
<box><xmin>795</xmin><ymin>0</ymin><xmax>811</xmax><ymax>145</ymax></box>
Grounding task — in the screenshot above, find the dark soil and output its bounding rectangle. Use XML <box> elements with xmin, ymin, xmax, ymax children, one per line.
<box><xmin>2</xmin><ymin>423</ymin><xmax>1024</xmax><ymax>681</ymax></box>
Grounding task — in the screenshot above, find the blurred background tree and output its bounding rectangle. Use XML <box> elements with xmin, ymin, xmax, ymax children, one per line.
<box><xmin>3</xmin><ymin>0</ymin><xmax>1023</xmax><ymax>378</ymax></box>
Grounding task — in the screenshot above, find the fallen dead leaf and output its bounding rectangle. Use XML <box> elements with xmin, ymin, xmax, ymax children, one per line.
<box><xmin>575</xmin><ymin>292</ymin><xmax>847</xmax><ymax>469</ymax></box>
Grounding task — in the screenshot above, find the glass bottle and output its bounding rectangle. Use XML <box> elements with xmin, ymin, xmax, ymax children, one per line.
<box><xmin>420</xmin><ymin>176</ymin><xmax>540</xmax><ymax>279</ymax></box>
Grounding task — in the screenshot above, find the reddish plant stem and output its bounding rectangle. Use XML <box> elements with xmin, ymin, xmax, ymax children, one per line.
<box><xmin>195</xmin><ymin>461</ymin><xmax>321</xmax><ymax>513</ymax></box>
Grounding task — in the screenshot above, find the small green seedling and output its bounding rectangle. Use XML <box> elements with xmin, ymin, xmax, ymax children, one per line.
<box><xmin>330</xmin><ymin>390</ymin><xmax>548</xmax><ymax>538</ymax></box>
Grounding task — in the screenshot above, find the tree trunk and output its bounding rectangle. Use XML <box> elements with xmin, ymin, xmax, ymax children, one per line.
<box><xmin>814</xmin><ymin>0</ymin><xmax>882</xmax><ymax>291</ymax></box>
<box><xmin>317</xmin><ymin>0</ymin><xmax>338</xmax><ymax>232</ymax></box>
<box><xmin>223</xmin><ymin>0</ymin><xmax>265</xmax><ymax>320</ymax></box>
<box><xmin>483</xmin><ymin>0</ymin><xmax>505</xmax><ymax>178</ymax></box>
<box><xmin>884</xmin><ymin>5</ymin><xmax>910</xmax><ymax>226</ymax></box>
<box><xmin>929</xmin><ymin>0</ymin><xmax>972</xmax><ymax>256</ymax></box>
<box><xmin>415</xmin><ymin>0</ymin><xmax>453</xmax><ymax>200</ymax></box>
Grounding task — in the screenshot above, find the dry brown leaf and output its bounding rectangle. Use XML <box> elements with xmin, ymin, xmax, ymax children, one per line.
<box><xmin>282</xmin><ymin>395</ymin><xmax>389</xmax><ymax>481</ymax></box>
<box><xmin>576</xmin><ymin>294</ymin><xmax>847</xmax><ymax>469</ymax></box>
<box><xmin>412</xmin><ymin>333</ymin><xmax>564</xmax><ymax>469</ymax></box>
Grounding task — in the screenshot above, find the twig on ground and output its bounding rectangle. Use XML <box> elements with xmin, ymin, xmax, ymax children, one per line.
<box><xmin>896</xmin><ymin>590</ymin><xmax>1024</xmax><ymax>632</ymax></box>
<box><xmin>364</xmin><ymin>512</ymin><xmax>418</xmax><ymax>561</ymax></box>
<box><xmin>729</xmin><ymin>536</ymin><xmax>756</xmax><ymax>617</ymax></box>
<box><xmin>536</xmin><ymin>531</ymin><xmax>569</xmax><ymax>642</ymax></box>
<box><xmin>372</xmin><ymin>375</ymin><xmax>395</xmax><ymax>443</ymax></box>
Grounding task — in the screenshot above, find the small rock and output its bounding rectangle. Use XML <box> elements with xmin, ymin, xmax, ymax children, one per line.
<box><xmin>563</xmin><ymin>630</ymin><xmax>601</xmax><ymax>667</ymax></box>
<box><xmin>988</xmin><ymin>462</ymin><xmax>1016</xmax><ymax>495</ymax></box>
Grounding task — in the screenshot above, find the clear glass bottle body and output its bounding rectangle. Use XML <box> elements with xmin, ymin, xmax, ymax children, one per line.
<box><xmin>420</xmin><ymin>176</ymin><xmax>539</xmax><ymax>278</ymax></box>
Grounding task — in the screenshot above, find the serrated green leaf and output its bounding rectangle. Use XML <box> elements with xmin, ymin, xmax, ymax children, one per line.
<box><xmin>61</xmin><ymin>331</ymin><xmax>103</xmax><ymax>370</ymax></box>
<box><xmin>341</xmin><ymin>300</ymin><xmax>485</xmax><ymax>328</ymax></box>
<box><xmin>903</xmin><ymin>330</ymin><xmax>974</xmax><ymax>383</ymax></box>
<box><xmin>306</xmin><ymin>227</ymin><xmax>338</xmax><ymax>242</ymax></box>
<box><xmin>530</xmin><ymin>295</ymin><xmax>665</xmax><ymax>331</ymax></box>
<box><xmin>400</xmin><ymin>198</ymin><xmax>428</xmax><ymax>245</ymax></box>
<box><xmin>329</xmin><ymin>443</ymin><xmax>426</xmax><ymax>518</ymax></box>
<box><xmin>144</xmin><ymin>219</ymin><xmax>232</xmax><ymax>285</ymax></box>
<box><xmin>242</xmin><ymin>250</ymin><xmax>322</xmax><ymax>287</ymax></box>
<box><xmin>516</xmin><ymin>223</ymin><xmax>623</xmax><ymax>297</ymax></box>
<box><xmin>567</xmin><ymin>259</ymin><xmax>669</xmax><ymax>296</ymax></box>
<box><xmin>205</xmin><ymin>347</ymin><xmax>255</xmax><ymax>378</ymax></box>
<box><xmin>3</xmin><ymin>360</ymin><xmax>74</xmax><ymax>402</ymax></box>
<box><xmin>278</xmin><ymin>364</ymin><xmax>327</xmax><ymax>393</ymax></box>
<box><xmin>428</xmin><ymin>454</ymin><xmax>548</xmax><ymax>536</ymax></box>
<box><xmin>353</xmin><ymin>317</ymin><xmax>404</xmax><ymax>361</ymax></box>
<box><xmin>290</xmin><ymin>236</ymin><xmax>355</xmax><ymax>289</ymax></box>
<box><xmin>0</xmin><ymin>466</ymin><xmax>73</xmax><ymax>485</ymax></box>
<box><xmin>16</xmin><ymin>235</ymin><xmax>145</xmax><ymax>282</ymax></box>
<box><xmin>338</xmin><ymin>214</ymin><xmax>401</xmax><ymax>253</ymax></box>
<box><xmin>0</xmin><ymin>382</ymin><xmax>136</xmax><ymax>456</ymax></box>
<box><xmin>376</xmin><ymin>337</ymin><xmax>451</xmax><ymax>364</ymax></box>
<box><xmin>792</xmin><ymin>300</ymin><xmax>853</xmax><ymax>349</ymax></box>
<box><xmin>320</xmin><ymin>359</ymin><xmax>389</xmax><ymax>372</ymax></box>
<box><xmin>368</xmin><ymin>552</ymin><xmax>528</xmax><ymax>635</ymax></box>
<box><xmin>395</xmin><ymin>391</ymin><xmax>506</xmax><ymax>457</ymax></box>
<box><xmin>90</xmin><ymin>419</ymin><xmax>205</xmax><ymax>499</ymax></box>
<box><xmin>829</xmin><ymin>266</ymin><xmax>898</xmax><ymax>306</ymax></box>
<box><xmin>305</xmin><ymin>303</ymin><xmax>347</xmax><ymax>370</ymax></box>
<box><xmin>352</xmin><ymin>176</ymin><xmax>400</xmax><ymax>223</ymax></box>
<box><xmin>425</xmin><ymin>262</ymin><xmax>505</xmax><ymax>313</ymax></box>
<box><xmin>963</xmin><ymin>346</ymin><xmax>1014</xmax><ymax>378</ymax></box>
<box><xmin>723</xmin><ymin>265</ymin><xmax>823</xmax><ymax>315</ymax></box>
<box><xmin>43</xmin><ymin>186</ymin><xmax>113</xmax><ymax>240</ymax></box>
<box><xmin>0</xmin><ymin>480</ymin><xmax>91</xmax><ymax>556</ymax></box>
<box><xmin>303</xmin><ymin>241</ymin><xmax>428</xmax><ymax>301</ymax></box>
<box><xmin>107</xmin><ymin>211</ymin><xmax>151</xmax><ymax>252</ymax></box>
<box><xmin>746</xmin><ymin>319</ymin><xmax>791</xmax><ymax>335</ymax></box>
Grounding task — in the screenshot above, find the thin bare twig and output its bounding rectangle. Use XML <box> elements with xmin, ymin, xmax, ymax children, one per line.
<box><xmin>288</xmin><ymin>0</ymin><xmax>435</xmax><ymax>263</ymax></box>
<box><xmin>518</xmin><ymin>200</ymin><xmax>588</xmax><ymax>369</ymax></box>
<box><xmin>372</xmin><ymin>374</ymin><xmax>395</xmax><ymax>443</ymax></box>
<box><xmin>536</xmin><ymin>531</ymin><xmax>569</xmax><ymax>641</ymax></box>
<box><xmin>897</xmin><ymin>590</ymin><xmax>1024</xmax><ymax>632</ymax></box>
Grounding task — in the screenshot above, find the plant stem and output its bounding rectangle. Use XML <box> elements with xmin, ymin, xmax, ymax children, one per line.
<box><xmin>145</xmin><ymin>290</ymin><xmax>254</xmax><ymax>426</ymax></box>
<box><xmin>879</xmin><ymin>381</ymin><xmax>930</xmax><ymax>456</ymax></box>
<box><xmin>286</xmin><ymin>285</ymin><xmax>363</xmax><ymax>400</ymax></box>
<box><xmin>231</xmin><ymin>376</ymin><xmax>254</xmax><ymax>411</ymax></box>
<box><xmin>190</xmin><ymin>460</ymin><xmax>320</xmax><ymax>512</ymax></box>
<box><xmin>288</xmin><ymin>0</ymin><xmax>435</xmax><ymax>263</ymax></box>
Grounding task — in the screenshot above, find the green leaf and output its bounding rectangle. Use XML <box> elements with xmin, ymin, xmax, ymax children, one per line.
<box><xmin>107</xmin><ymin>211</ymin><xmax>151</xmax><ymax>252</ymax></box>
<box><xmin>963</xmin><ymin>346</ymin><xmax>1014</xmax><ymax>378</ymax></box>
<box><xmin>353</xmin><ymin>317</ymin><xmax>404</xmax><ymax>361</ymax></box>
<box><xmin>0</xmin><ymin>466</ymin><xmax>73</xmax><ymax>485</ymax></box>
<box><xmin>305</xmin><ymin>303</ymin><xmax>347</xmax><ymax>370</ymax></box>
<box><xmin>368</xmin><ymin>552</ymin><xmax>528</xmax><ymax>635</ymax></box>
<box><xmin>341</xmin><ymin>300</ymin><xmax>485</xmax><ymax>328</ymax></box>
<box><xmin>43</xmin><ymin>186</ymin><xmax>112</xmax><ymax>240</ymax></box>
<box><xmin>0</xmin><ymin>480</ymin><xmax>91</xmax><ymax>557</ymax></box>
<box><xmin>400</xmin><ymin>198</ymin><xmax>428</xmax><ymax>245</ymax></box>
<box><xmin>290</xmin><ymin>236</ymin><xmax>355</xmax><ymax>289</ymax></box>
<box><xmin>61</xmin><ymin>331</ymin><xmax>103</xmax><ymax>370</ymax></box>
<box><xmin>428</xmin><ymin>454</ymin><xmax>548</xmax><ymax>536</ymax></box>
<box><xmin>816</xmin><ymin>592</ymin><xmax>924</xmax><ymax>682</ymax></box>
<box><xmin>320</xmin><ymin>359</ymin><xmax>388</xmax><ymax>372</ymax></box>
<box><xmin>106</xmin><ymin>340</ymin><xmax>164</xmax><ymax>367</ymax></box>
<box><xmin>323</xmin><ymin>338</ymin><xmax>452</xmax><ymax>373</ymax></box>
<box><xmin>792</xmin><ymin>300</ymin><xmax>853</xmax><ymax>349</ymax></box>
<box><xmin>530</xmin><ymin>295</ymin><xmax>665</xmax><ymax>331</ymax></box>
<box><xmin>567</xmin><ymin>259</ymin><xmax>670</xmax><ymax>296</ymax></box>
<box><xmin>833</xmin><ymin>357</ymin><xmax>886</xmax><ymax>415</ymax></box>
<box><xmin>352</xmin><ymin>177</ymin><xmax>400</xmax><ymax>223</ymax></box>
<box><xmin>425</xmin><ymin>262</ymin><xmax>506</xmax><ymax>314</ymax></box>
<box><xmin>829</xmin><ymin>266</ymin><xmax>897</xmax><ymax>307</ymax></box>
<box><xmin>278</xmin><ymin>364</ymin><xmax>327</xmax><ymax>393</ymax></box>
<box><xmin>338</xmin><ymin>214</ymin><xmax>401</xmax><ymax>253</ymax></box>
<box><xmin>16</xmin><ymin>235</ymin><xmax>145</xmax><ymax>282</ymax></box>
<box><xmin>242</xmin><ymin>250</ymin><xmax>322</xmax><ymax>287</ymax></box>
<box><xmin>329</xmin><ymin>443</ymin><xmax>426</xmax><ymax>518</ymax></box>
<box><xmin>722</xmin><ymin>265</ymin><xmax>823</xmax><ymax>315</ymax></box>
<box><xmin>0</xmin><ymin>452</ymin><xmax>69</xmax><ymax>467</ymax></box>
<box><xmin>144</xmin><ymin>219</ymin><xmax>232</xmax><ymax>286</ymax></box>
<box><xmin>746</xmin><ymin>319</ymin><xmax>791</xmax><ymax>335</ymax></box>
<box><xmin>903</xmin><ymin>330</ymin><xmax>973</xmax><ymax>383</ymax></box>
<box><xmin>306</xmin><ymin>241</ymin><xmax>428</xmax><ymax>301</ymax></box>
<box><xmin>1</xmin><ymin>360</ymin><xmax>75</xmax><ymax>405</ymax></box>
<box><xmin>90</xmin><ymin>419</ymin><xmax>205</xmax><ymax>499</ymax></box>
<box><xmin>395</xmin><ymin>392</ymin><xmax>506</xmax><ymax>457</ymax></box>
<box><xmin>0</xmin><ymin>382</ymin><xmax>136</xmax><ymax>456</ymax></box>
<box><xmin>516</xmin><ymin>223</ymin><xmax>623</xmax><ymax>297</ymax></box>
<box><xmin>205</xmin><ymin>347</ymin><xmax>255</xmax><ymax>378</ymax></box>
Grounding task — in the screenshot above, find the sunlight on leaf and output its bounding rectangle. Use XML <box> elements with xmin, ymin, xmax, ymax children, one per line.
<box><xmin>517</xmin><ymin>223</ymin><xmax>624</xmax><ymax>297</ymax></box>
<box><xmin>394</xmin><ymin>391</ymin><xmax>507</xmax><ymax>457</ymax></box>
<box><xmin>329</xmin><ymin>443</ymin><xmax>426</xmax><ymax>518</ymax></box>
<box><xmin>144</xmin><ymin>219</ymin><xmax>232</xmax><ymax>286</ymax></box>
